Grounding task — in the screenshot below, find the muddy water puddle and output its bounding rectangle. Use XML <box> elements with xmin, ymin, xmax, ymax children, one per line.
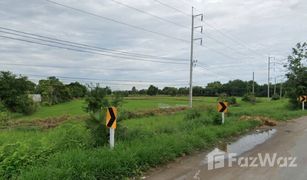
<box><xmin>205</xmin><ymin>129</ymin><xmax>277</xmax><ymax>164</ymax></box>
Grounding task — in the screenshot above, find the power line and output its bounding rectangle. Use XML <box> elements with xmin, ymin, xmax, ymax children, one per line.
<box><xmin>45</xmin><ymin>0</ymin><xmax>189</xmax><ymax>43</ymax></box>
<box><xmin>1</xmin><ymin>26</ymin><xmax>254</xmax><ymax>65</ymax></box>
<box><xmin>148</xmin><ymin>0</ymin><xmax>267</xmax><ymax>58</ymax></box>
<box><xmin>0</xmin><ymin>26</ymin><xmax>187</xmax><ymax>62</ymax></box>
<box><xmin>22</xmin><ymin>73</ymin><xmax>188</xmax><ymax>86</ymax></box>
<box><xmin>152</xmin><ymin>0</ymin><xmax>190</xmax><ymax>16</ymax></box>
<box><xmin>109</xmin><ymin>0</ymin><xmax>187</xmax><ymax>29</ymax></box>
<box><xmin>0</xmin><ymin>35</ymin><xmax>188</xmax><ymax>65</ymax></box>
<box><xmin>204</xmin><ymin>22</ymin><xmax>266</xmax><ymax>57</ymax></box>
<box><xmin>0</xmin><ymin>62</ymin><xmax>189</xmax><ymax>72</ymax></box>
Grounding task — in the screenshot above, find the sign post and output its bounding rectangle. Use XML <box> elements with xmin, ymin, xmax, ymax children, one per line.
<box><xmin>106</xmin><ymin>107</ymin><xmax>117</xmax><ymax>149</ymax></box>
<box><xmin>217</xmin><ymin>102</ymin><xmax>228</xmax><ymax>124</ymax></box>
<box><xmin>299</xmin><ymin>96</ymin><xmax>306</xmax><ymax>111</ymax></box>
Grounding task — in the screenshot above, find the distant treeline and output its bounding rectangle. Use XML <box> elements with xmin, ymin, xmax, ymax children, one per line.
<box><xmin>116</xmin><ymin>80</ymin><xmax>283</xmax><ymax>97</ymax></box>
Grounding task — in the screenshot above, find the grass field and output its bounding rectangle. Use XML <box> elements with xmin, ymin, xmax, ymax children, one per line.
<box><xmin>1</xmin><ymin>96</ymin><xmax>307</xmax><ymax>179</ymax></box>
<box><xmin>12</xmin><ymin>96</ymin><xmax>216</xmax><ymax>121</ymax></box>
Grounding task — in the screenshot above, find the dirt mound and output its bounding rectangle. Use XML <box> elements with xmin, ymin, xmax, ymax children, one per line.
<box><xmin>4</xmin><ymin>115</ymin><xmax>87</xmax><ymax>129</ymax></box>
<box><xmin>239</xmin><ymin>115</ymin><xmax>277</xmax><ymax>126</ymax></box>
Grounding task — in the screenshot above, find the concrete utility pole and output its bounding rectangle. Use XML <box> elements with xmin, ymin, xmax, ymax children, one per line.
<box><xmin>274</xmin><ymin>77</ymin><xmax>277</xmax><ymax>95</ymax></box>
<box><xmin>267</xmin><ymin>56</ymin><xmax>273</xmax><ymax>100</ymax></box>
<box><xmin>280</xmin><ymin>82</ymin><xmax>283</xmax><ymax>98</ymax></box>
<box><xmin>252</xmin><ymin>72</ymin><xmax>255</xmax><ymax>95</ymax></box>
<box><xmin>189</xmin><ymin>7</ymin><xmax>203</xmax><ymax>108</ymax></box>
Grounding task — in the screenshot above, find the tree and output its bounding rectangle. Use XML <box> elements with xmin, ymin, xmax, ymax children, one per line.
<box><xmin>0</xmin><ymin>71</ymin><xmax>36</xmax><ymax>114</ymax></box>
<box><xmin>36</xmin><ymin>77</ymin><xmax>72</xmax><ymax>105</ymax></box>
<box><xmin>285</xmin><ymin>42</ymin><xmax>307</xmax><ymax>108</ymax></box>
<box><xmin>162</xmin><ymin>87</ymin><xmax>178</xmax><ymax>96</ymax></box>
<box><xmin>222</xmin><ymin>80</ymin><xmax>248</xmax><ymax>96</ymax></box>
<box><xmin>84</xmin><ymin>85</ymin><xmax>123</xmax><ymax>147</ymax></box>
<box><xmin>131</xmin><ymin>86</ymin><xmax>137</xmax><ymax>95</ymax></box>
<box><xmin>67</xmin><ymin>82</ymin><xmax>87</xmax><ymax>98</ymax></box>
<box><xmin>178</xmin><ymin>87</ymin><xmax>189</xmax><ymax>96</ymax></box>
<box><xmin>205</xmin><ymin>81</ymin><xmax>222</xmax><ymax>96</ymax></box>
<box><xmin>147</xmin><ymin>85</ymin><xmax>159</xmax><ymax>96</ymax></box>
<box><xmin>193</xmin><ymin>86</ymin><xmax>204</xmax><ymax>96</ymax></box>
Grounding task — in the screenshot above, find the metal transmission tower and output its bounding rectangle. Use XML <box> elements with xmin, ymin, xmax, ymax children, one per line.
<box><xmin>189</xmin><ymin>7</ymin><xmax>203</xmax><ymax>108</ymax></box>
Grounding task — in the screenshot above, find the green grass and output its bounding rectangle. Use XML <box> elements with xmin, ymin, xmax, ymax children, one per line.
<box><xmin>1</xmin><ymin>96</ymin><xmax>307</xmax><ymax>179</ymax></box>
<box><xmin>13</xmin><ymin>96</ymin><xmax>217</xmax><ymax>121</ymax></box>
<box><xmin>13</xmin><ymin>99</ymin><xmax>86</xmax><ymax>120</ymax></box>
<box><xmin>18</xmin><ymin>114</ymin><xmax>260</xmax><ymax>180</ymax></box>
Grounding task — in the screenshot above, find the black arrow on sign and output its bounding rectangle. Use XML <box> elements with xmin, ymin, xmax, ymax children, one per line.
<box><xmin>107</xmin><ymin>107</ymin><xmax>116</xmax><ymax>128</ymax></box>
<box><xmin>301</xmin><ymin>96</ymin><xmax>306</xmax><ymax>102</ymax></box>
<box><xmin>219</xmin><ymin>102</ymin><xmax>227</xmax><ymax>112</ymax></box>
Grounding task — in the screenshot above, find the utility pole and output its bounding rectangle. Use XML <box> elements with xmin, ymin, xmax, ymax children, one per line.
<box><xmin>274</xmin><ymin>77</ymin><xmax>277</xmax><ymax>95</ymax></box>
<box><xmin>252</xmin><ymin>72</ymin><xmax>255</xmax><ymax>95</ymax></box>
<box><xmin>280</xmin><ymin>82</ymin><xmax>283</xmax><ymax>98</ymax></box>
<box><xmin>267</xmin><ymin>56</ymin><xmax>271</xmax><ymax>100</ymax></box>
<box><xmin>189</xmin><ymin>7</ymin><xmax>203</xmax><ymax>108</ymax></box>
<box><xmin>274</xmin><ymin>61</ymin><xmax>276</xmax><ymax>95</ymax></box>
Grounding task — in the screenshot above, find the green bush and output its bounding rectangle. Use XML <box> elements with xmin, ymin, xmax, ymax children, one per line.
<box><xmin>84</xmin><ymin>86</ymin><xmax>124</xmax><ymax>147</ymax></box>
<box><xmin>0</xmin><ymin>102</ymin><xmax>10</xmax><ymax>125</ymax></box>
<box><xmin>212</xmin><ymin>112</ymin><xmax>222</xmax><ymax>125</ymax></box>
<box><xmin>226</xmin><ymin>96</ymin><xmax>237</xmax><ymax>105</ymax></box>
<box><xmin>0</xmin><ymin>112</ymin><xmax>10</xmax><ymax>126</ymax></box>
<box><xmin>15</xmin><ymin>95</ymin><xmax>38</xmax><ymax>115</ymax></box>
<box><xmin>85</xmin><ymin>112</ymin><xmax>109</xmax><ymax>147</ymax></box>
<box><xmin>271</xmin><ymin>94</ymin><xmax>280</xmax><ymax>101</ymax></box>
<box><xmin>118</xmin><ymin>110</ymin><xmax>138</xmax><ymax>121</ymax></box>
<box><xmin>242</xmin><ymin>93</ymin><xmax>256</xmax><ymax>103</ymax></box>
<box><xmin>184</xmin><ymin>109</ymin><xmax>201</xmax><ymax>120</ymax></box>
<box><xmin>217</xmin><ymin>94</ymin><xmax>237</xmax><ymax>105</ymax></box>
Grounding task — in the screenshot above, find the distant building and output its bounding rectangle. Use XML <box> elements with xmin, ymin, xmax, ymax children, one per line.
<box><xmin>28</xmin><ymin>94</ymin><xmax>42</xmax><ymax>103</ymax></box>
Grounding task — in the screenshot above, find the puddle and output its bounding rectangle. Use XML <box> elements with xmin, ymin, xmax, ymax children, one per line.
<box><xmin>204</xmin><ymin>129</ymin><xmax>277</xmax><ymax>164</ymax></box>
<box><xmin>222</xmin><ymin>128</ymin><xmax>276</xmax><ymax>155</ymax></box>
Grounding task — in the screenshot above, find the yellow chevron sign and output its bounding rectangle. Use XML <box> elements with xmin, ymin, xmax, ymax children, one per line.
<box><xmin>106</xmin><ymin>107</ymin><xmax>117</xmax><ymax>129</ymax></box>
<box><xmin>217</xmin><ymin>102</ymin><xmax>228</xmax><ymax>113</ymax></box>
<box><xmin>299</xmin><ymin>96</ymin><xmax>307</xmax><ymax>103</ymax></box>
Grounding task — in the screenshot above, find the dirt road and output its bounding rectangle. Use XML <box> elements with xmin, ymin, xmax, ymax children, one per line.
<box><xmin>146</xmin><ymin>116</ymin><xmax>307</xmax><ymax>180</ymax></box>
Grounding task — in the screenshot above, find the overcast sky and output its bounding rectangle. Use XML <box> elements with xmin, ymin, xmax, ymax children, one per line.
<box><xmin>0</xmin><ymin>0</ymin><xmax>306</xmax><ymax>90</ymax></box>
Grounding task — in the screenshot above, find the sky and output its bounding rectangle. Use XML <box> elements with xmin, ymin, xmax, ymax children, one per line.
<box><xmin>0</xmin><ymin>0</ymin><xmax>306</xmax><ymax>90</ymax></box>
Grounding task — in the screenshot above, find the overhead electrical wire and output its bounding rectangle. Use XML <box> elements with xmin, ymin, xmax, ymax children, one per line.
<box><xmin>22</xmin><ymin>73</ymin><xmax>188</xmax><ymax>86</ymax></box>
<box><xmin>45</xmin><ymin>0</ymin><xmax>264</xmax><ymax>64</ymax></box>
<box><xmin>0</xmin><ymin>62</ymin><xmax>189</xmax><ymax>73</ymax></box>
<box><xmin>0</xmin><ymin>34</ymin><xmax>187</xmax><ymax>65</ymax></box>
<box><xmin>151</xmin><ymin>0</ymin><xmax>268</xmax><ymax>59</ymax></box>
<box><xmin>0</xmin><ymin>26</ymin><xmax>187</xmax><ymax>62</ymax></box>
<box><xmin>109</xmin><ymin>0</ymin><xmax>187</xmax><ymax>28</ymax></box>
<box><xmin>45</xmin><ymin>0</ymin><xmax>189</xmax><ymax>43</ymax></box>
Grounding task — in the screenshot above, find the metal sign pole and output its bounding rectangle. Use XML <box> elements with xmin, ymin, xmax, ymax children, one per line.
<box><xmin>222</xmin><ymin>112</ymin><xmax>225</xmax><ymax>124</ymax></box>
<box><xmin>110</xmin><ymin>128</ymin><xmax>115</xmax><ymax>149</ymax></box>
<box><xmin>303</xmin><ymin>101</ymin><xmax>305</xmax><ymax>111</ymax></box>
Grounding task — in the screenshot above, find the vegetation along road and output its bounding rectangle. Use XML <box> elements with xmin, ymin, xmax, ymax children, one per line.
<box><xmin>147</xmin><ymin>116</ymin><xmax>307</xmax><ymax>180</ymax></box>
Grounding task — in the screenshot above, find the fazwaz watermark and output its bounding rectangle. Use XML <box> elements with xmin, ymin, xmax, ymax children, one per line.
<box><xmin>207</xmin><ymin>148</ymin><xmax>298</xmax><ymax>170</ymax></box>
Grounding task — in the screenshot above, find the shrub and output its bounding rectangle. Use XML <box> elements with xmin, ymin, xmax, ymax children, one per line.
<box><xmin>118</xmin><ymin>110</ymin><xmax>138</xmax><ymax>121</ymax></box>
<box><xmin>212</xmin><ymin>111</ymin><xmax>222</xmax><ymax>125</ymax></box>
<box><xmin>271</xmin><ymin>94</ymin><xmax>280</xmax><ymax>101</ymax></box>
<box><xmin>0</xmin><ymin>111</ymin><xmax>10</xmax><ymax>125</ymax></box>
<box><xmin>242</xmin><ymin>93</ymin><xmax>256</xmax><ymax>103</ymax></box>
<box><xmin>0</xmin><ymin>101</ymin><xmax>10</xmax><ymax>125</ymax></box>
<box><xmin>184</xmin><ymin>109</ymin><xmax>201</xmax><ymax>120</ymax></box>
<box><xmin>226</xmin><ymin>96</ymin><xmax>237</xmax><ymax>105</ymax></box>
<box><xmin>84</xmin><ymin>85</ymin><xmax>124</xmax><ymax>147</ymax></box>
<box><xmin>15</xmin><ymin>95</ymin><xmax>38</xmax><ymax>115</ymax></box>
<box><xmin>217</xmin><ymin>94</ymin><xmax>237</xmax><ymax>105</ymax></box>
